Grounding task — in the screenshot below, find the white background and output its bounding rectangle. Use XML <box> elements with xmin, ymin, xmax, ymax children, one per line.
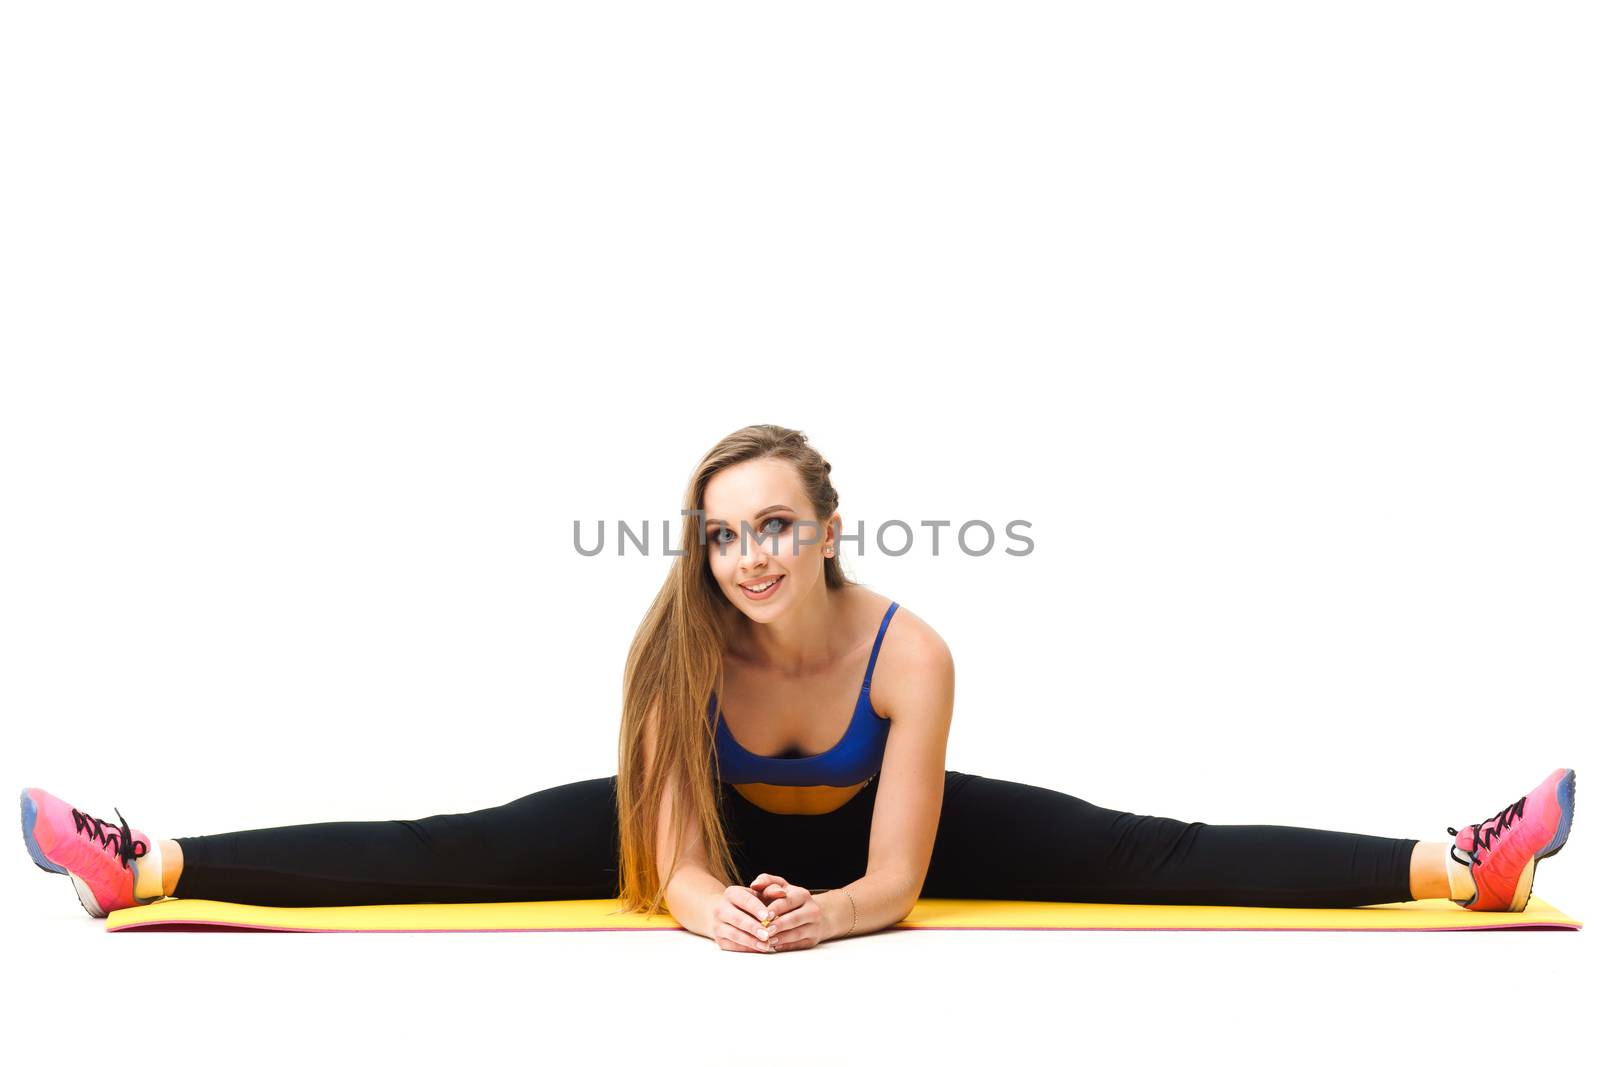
<box><xmin>3</xmin><ymin>2</ymin><xmax>1594</xmax><ymax>1064</ymax></box>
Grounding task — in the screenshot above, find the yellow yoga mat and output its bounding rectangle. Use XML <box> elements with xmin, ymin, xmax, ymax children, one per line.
<box><xmin>106</xmin><ymin>895</ymin><xmax>1582</xmax><ymax>933</ymax></box>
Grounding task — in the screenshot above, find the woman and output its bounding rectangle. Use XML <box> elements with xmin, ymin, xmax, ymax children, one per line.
<box><xmin>21</xmin><ymin>424</ymin><xmax>1579</xmax><ymax>952</ymax></box>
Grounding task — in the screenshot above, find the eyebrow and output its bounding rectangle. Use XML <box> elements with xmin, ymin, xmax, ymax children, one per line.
<box><xmin>704</xmin><ymin>504</ymin><xmax>793</xmax><ymax>528</ymax></box>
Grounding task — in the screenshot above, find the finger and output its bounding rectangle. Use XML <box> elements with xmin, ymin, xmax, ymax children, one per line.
<box><xmin>737</xmin><ymin>911</ymin><xmax>778</xmax><ymax>946</ymax></box>
<box><xmin>717</xmin><ymin>929</ymin><xmax>768</xmax><ymax>953</ymax></box>
<box><xmin>765</xmin><ymin>898</ymin><xmax>817</xmax><ymax>935</ymax></box>
<box><xmin>724</xmin><ymin>924</ymin><xmax>773</xmax><ymax>953</ymax></box>
<box><xmin>724</xmin><ymin>895</ymin><xmax>781</xmax><ymax>941</ymax></box>
<box><xmin>749</xmin><ymin>872</ymin><xmax>790</xmax><ymax>892</ymax></box>
<box><xmin>765</xmin><ymin>899</ymin><xmax>817</xmax><ymax>942</ymax></box>
<box><xmin>727</xmin><ymin>886</ymin><xmax>776</xmax><ymax>925</ymax></box>
<box><xmin>718</xmin><ymin>902</ymin><xmax>777</xmax><ymax>950</ymax></box>
<box><xmin>768</xmin><ymin>929</ymin><xmax>814</xmax><ymax>952</ymax></box>
<box><xmin>760</xmin><ymin>885</ymin><xmax>793</xmax><ymax>918</ymax></box>
<box><xmin>766</xmin><ymin>884</ymin><xmax>813</xmax><ymax>918</ymax></box>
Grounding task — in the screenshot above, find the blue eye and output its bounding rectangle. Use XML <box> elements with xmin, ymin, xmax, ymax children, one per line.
<box><xmin>710</xmin><ymin>518</ymin><xmax>791</xmax><ymax>545</ymax></box>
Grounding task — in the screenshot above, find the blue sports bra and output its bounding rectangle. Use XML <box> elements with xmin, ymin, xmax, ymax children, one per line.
<box><xmin>709</xmin><ymin>601</ymin><xmax>899</xmax><ymax>789</ymax></box>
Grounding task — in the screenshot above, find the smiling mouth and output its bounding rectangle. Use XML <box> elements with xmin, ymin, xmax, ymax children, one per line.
<box><xmin>740</xmin><ymin>576</ymin><xmax>784</xmax><ymax>594</ymax></box>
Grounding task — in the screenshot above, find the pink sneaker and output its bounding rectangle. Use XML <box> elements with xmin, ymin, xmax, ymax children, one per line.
<box><xmin>1447</xmin><ymin>768</ymin><xmax>1577</xmax><ymax>912</ymax></box>
<box><xmin>20</xmin><ymin>788</ymin><xmax>158</xmax><ymax>917</ymax></box>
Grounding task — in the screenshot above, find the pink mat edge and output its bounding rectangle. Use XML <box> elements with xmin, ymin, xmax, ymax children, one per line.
<box><xmin>108</xmin><ymin>917</ymin><xmax>1582</xmax><ymax>933</ymax></box>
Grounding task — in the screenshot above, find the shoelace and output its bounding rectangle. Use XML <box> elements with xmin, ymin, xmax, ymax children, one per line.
<box><xmin>70</xmin><ymin>807</ymin><xmax>149</xmax><ymax>869</ymax></box>
<box><xmin>1447</xmin><ymin>795</ymin><xmax>1528</xmax><ymax>867</ymax></box>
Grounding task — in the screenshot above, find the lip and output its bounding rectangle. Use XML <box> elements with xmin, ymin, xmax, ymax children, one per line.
<box><xmin>739</xmin><ymin>575</ymin><xmax>785</xmax><ymax>600</ymax></box>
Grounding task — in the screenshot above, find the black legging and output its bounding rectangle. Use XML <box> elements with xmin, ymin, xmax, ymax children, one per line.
<box><xmin>173</xmin><ymin>771</ymin><xmax>1418</xmax><ymax>909</ymax></box>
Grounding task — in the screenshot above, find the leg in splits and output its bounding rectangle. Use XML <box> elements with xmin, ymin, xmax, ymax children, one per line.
<box><xmin>22</xmin><ymin>778</ymin><xmax>622</xmax><ymax>913</ymax></box>
<box><xmin>172</xmin><ymin>776</ymin><xmax>624</xmax><ymax>906</ymax></box>
<box><xmin>923</xmin><ymin>772</ymin><xmax>1420</xmax><ymax>908</ymax></box>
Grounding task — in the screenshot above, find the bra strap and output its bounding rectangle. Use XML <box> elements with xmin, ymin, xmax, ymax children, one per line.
<box><xmin>860</xmin><ymin>601</ymin><xmax>899</xmax><ymax>692</ymax></box>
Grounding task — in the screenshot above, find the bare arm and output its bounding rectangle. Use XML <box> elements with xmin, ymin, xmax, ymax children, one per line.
<box><xmin>657</xmin><ymin>763</ymin><xmax>727</xmax><ymax>939</ymax></box>
<box><xmin>820</xmin><ymin>626</ymin><xmax>955</xmax><ymax>940</ymax></box>
<box><xmin>644</xmin><ymin>701</ymin><xmax>768</xmax><ymax>948</ymax></box>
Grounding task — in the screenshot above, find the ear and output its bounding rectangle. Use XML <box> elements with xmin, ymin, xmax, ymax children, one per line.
<box><xmin>824</xmin><ymin>513</ymin><xmax>841</xmax><ymax>554</ymax></box>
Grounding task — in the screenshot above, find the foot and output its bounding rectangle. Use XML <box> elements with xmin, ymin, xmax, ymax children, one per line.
<box><xmin>1447</xmin><ymin>767</ymin><xmax>1576</xmax><ymax>912</ymax></box>
<box><xmin>20</xmin><ymin>788</ymin><xmax>158</xmax><ymax>917</ymax></box>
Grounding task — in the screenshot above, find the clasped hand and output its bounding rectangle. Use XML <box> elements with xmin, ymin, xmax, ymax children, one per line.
<box><xmin>712</xmin><ymin>873</ymin><xmax>825</xmax><ymax>953</ymax></box>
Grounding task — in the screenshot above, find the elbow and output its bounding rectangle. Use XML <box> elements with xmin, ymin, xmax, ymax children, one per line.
<box><xmin>893</xmin><ymin>872</ymin><xmax>925</xmax><ymax>923</ymax></box>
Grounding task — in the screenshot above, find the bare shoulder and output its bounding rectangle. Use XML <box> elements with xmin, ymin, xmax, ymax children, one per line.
<box><xmin>866</xmin><ymin>598</ymin><xmax>955</xmax><ymax>722</ymax></box>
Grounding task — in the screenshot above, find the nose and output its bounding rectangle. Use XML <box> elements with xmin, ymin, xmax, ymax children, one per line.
<box><xmin>738</xmin><ymin>534</ymin><xmax>770</xmax><ymax>570</ymax></box>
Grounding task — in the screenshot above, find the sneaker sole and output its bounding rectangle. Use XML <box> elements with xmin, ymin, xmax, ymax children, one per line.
<box><xmin>1509</xmin><ymin>768</ymin><xmax>1577</xmax><ymax>912</ymax></box>
<box><xmin>69</xmin><ymin>874</ymin><xmax>109</xmax><ymax>918</ymax></box>
<box><xmin>20</xmin><ymin>789</ymin><xmax>111</xmax><ymax>919</ymax></box>
<box><xmin>19</xmin><ymin>790</ymin><xmax>66</xmax><ymax>875</ymax></box>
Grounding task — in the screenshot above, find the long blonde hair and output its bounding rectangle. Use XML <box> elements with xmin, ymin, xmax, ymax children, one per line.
<box><xmin>614</xmin><ymin>424</ymin><xmax>855</xmax><ymax>916</ymax></box>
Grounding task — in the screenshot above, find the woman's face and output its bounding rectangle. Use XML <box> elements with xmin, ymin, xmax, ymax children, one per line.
<box><xmin>702</xmin><ymin>458</ymin><xmax>833</xmax><ymax>619</ymax></box>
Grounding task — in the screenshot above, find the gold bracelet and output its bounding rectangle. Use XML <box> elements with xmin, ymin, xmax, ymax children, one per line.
<box><xmin>840</xmin><ymin>887</ymin><xmax>857</xmax><ymax>938</ymax></box>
